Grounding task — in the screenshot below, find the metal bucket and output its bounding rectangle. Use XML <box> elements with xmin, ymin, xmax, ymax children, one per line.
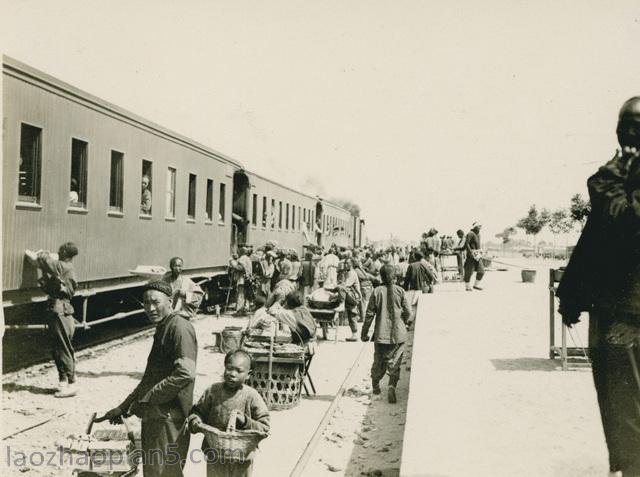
<box><xmin>220</xmin><ymin>326</ymin><xmax>244</xmax><ymax>353</ymax></box>
<box><xmin>521</xmin><ymin>269</ymin><xmax>537</xmax><ymax>283</ymax></box>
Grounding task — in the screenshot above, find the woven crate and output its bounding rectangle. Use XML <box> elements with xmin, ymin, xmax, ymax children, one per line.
<box><xmin>248</xmin><ymin>360</ymin><xmax>304</xmax><ymax>410</ymax></box>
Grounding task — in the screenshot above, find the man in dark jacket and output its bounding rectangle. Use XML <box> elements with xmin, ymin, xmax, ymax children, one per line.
<box><xmin>105</xmin><ymin>280</ymin><xmax>197</xmax><ymax>477</ymax></box>
<box><xmin>463</xmin><ymin>223</ymin><xmax>484</xmax><ymax>291</ymax></box>
<box><xmin>362</xmin><ymin>265</ymin><xmax>411</xmax><ymax>403</ymax></box>
<box><xmin>26</xmin><ymin>242</ymin><xmax>79</xmax><ymax>398</ymax></box>
<box><xmin>558</xmin><ymin>96</ymin><xmax>640</xmax><ymax>476</ymax></box>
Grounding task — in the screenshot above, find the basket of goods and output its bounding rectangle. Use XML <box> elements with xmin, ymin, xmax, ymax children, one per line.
<box><xmin>307</xmin><ymin>288</ymin><xmax>342</xmax><ymax>310</ymax></box>
<box><xmin>245</xmin><ymin>343</ymin><xmax>306</xmax><ymax>410</ymax></box>
<box><xmin>199</xmin><ymin>410</ymin><xmax>268</xmax><ymax>463</ymax></box>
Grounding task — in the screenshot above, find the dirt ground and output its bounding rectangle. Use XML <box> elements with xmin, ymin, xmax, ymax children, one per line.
<box><xmin>304</xmin><ymin>332</ymin><xmax>414</xmax><ymax>477</ymax></box>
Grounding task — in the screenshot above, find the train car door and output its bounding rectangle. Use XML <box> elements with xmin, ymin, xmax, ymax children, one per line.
<box><xmin>231</xmin><ymin>171</ymin><xmax>250</xmax><ymax>253</ymax></box>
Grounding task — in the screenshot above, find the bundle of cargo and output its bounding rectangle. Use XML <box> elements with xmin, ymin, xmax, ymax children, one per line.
<box><xmin>307</xmin><ymin>287</ymin><xmax>342</xmax><ymax>310</ymax></box>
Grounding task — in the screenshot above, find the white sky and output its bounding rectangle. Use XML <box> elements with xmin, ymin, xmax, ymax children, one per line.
<box><xmin>2</xmin><ymin>0</ymin><xmax>639</xmax><ymax>242</ymax></box>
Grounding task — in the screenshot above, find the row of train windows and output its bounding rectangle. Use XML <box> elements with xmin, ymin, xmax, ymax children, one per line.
<box><xmin>248</xmin><ymin>193</ymin><xmax>314</xmax><ymax>232</ymax></box>
<box><xmin>17</xmin><ymin>123</ymin><xmax>226</xmax><ymax>221</ymax></box>
<box><xmin>245</xmin><ymin>192</ymin><xmax>349</xmax><ymax>237</ymax></box>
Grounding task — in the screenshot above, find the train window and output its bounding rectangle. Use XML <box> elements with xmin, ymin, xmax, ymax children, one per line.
<box><xmin>70</xmin><ymin>138</ymin><xmax>88</xmax><ymax>208</ymax></box>
<box><xmin>262</xmin><ymin>196</ymin><xmax>267</xmax><ymax>227</ymax></box>
<box><xmin>271</xmin><ymin>199</ymin><xmax>275</xmax><ymax>228</ymax></box>
<box><xmin>206</xmin><ymin>179</ymin><xmax>214</xmax><ymax>222</ymax></box>
<box><xmin>187</xmin><ymin>173</ymin><xmax>197</xmax><ymax>220</ymax></box>
<box><xmin>286</xmin><ymin>203</ymin><xmax>290</xmax><ymax>230</ymax></box>
<box><xmin>252</xmin><ymin>194</ymin><xmax>257</xmax><ymax>226</ymax></box>
<box><xmin>141</xmin><ymin>160</ymin><xmax>153</xmax><ymax>215</ymax></box>
<box><xmin>109</xmin><ymin>151</ymin><xmax>124</xmax><ymax>212</ymax></box>
<box><xmin>292</xmin><ymin>205</ymin><xmax>295</xmax><ymax>231</ymax></box>
<box><xmin>219</xmin><ymin>183</ymin><xmax>226</xmax><ymax>223</ymax></box>
<box><xmin>18</xmin><ymin>123</ymin><xmax>42</xmax><ymax>204</ymax></box>
<box><xmin>303</xmin><ymin>208</ymin><xmax>307</xmax><ymax>224</ymax></box>
<box><xmin>166</xmin><ymin>167</ymin><xmax>176</xmax><ymax>218</ymax></box>
<box><xmin>278</xmin><ymin>201</ymin><xmax>283</xmax><ymax>229</ymax></box>
<box><xmin>298</xmin><ymin>206</ymin><xmax>302</xmax><ymax>230</ymax></box>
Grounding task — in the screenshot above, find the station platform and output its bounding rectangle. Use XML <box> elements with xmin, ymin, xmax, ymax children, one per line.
<box><xmin>400</xmin><ymin>265</ymin><xmax>608</xmax><ymax>477</ymax></box>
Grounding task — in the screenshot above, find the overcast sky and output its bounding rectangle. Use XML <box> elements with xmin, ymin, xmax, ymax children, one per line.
<box><xmin>2</xmin><ymin>0</ymin><xmax>639</xmax><ymax>242</ymax></box>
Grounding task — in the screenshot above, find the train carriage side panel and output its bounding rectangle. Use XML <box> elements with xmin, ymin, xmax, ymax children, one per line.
<box><xmin>3</xmin><ymin>60</ymin><xmax>236</xmax><ymax>300</ymax></box>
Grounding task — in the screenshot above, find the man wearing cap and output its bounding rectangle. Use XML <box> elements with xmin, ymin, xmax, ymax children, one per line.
<box><xmin>161</xmin><ymin>257</ymin><xmax>203</xmax><ymax>320</ymax></box>
<box><xmin>25</xmin><ymin>242</ymin><xmax>80</xmax><ymax>398</ymax></box>
<box><xmin>558</xmin><ymin>97</ymin><xmax>640</xmax><ymax>476</ymax></box>
<box><xmin>104</xmin><ymin>280</ymin><xmax>197</xmax><ymax>477</ymax></box>
<box><xmin>463</xmin><ymin>222</ymin><xmax>484</xmax><ymax>291</ymax></box>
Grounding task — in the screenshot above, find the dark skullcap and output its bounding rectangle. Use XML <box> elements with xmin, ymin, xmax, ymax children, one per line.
<box><xmin>144</xmin><ymin>280</ymin><xmax>173</xmax><ymax>297</ymax></box>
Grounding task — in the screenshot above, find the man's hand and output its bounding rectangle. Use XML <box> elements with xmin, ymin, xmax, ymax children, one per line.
<box><xmin>188</xmin><ymin>415</ymin><xmax>203</xmax><ymax>434</ymax></box>
<box><xmin>235</xmin><ymin>412</ymin><xmax>247</xmax><ymax>428</ymax></box>
<box><xmin>104</xmin><ymin>407</ymin><xmax>123</xmax><ymax>425</ymax></box>
<box><xmin>360</xmin><ymin>334</ymin><xmax>370</xmax><ymax>342</ymax></box>
<box><xmin>558</xmin><ymin>300</ymin><xmax>581</xmax><ymax>328</ymax></box>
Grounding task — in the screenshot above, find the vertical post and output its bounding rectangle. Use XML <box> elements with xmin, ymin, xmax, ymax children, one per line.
<box><xmin>561</xmin><ymin>316</ymin><xmax>568</xmax><ymax>371</ymax></box>
<box><xmin>549</xmin><ymin>269</ymin><xmax>555</xmax><ymax>359</ymax></box>
<box><xmin>82</xmin><ymin>296</ymin><xmax>89</xmax><ymax>330</ymax></box>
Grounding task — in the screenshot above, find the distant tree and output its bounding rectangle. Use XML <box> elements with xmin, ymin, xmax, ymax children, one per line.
<box><xmin>548</xmin><ymin>208</ymin><xmax>573</xmax><ymax>251</ymax></box>
<box><xmin>569</xmin><ymin>194</ymin><xmax>591</xmax><ymax>230</ymax></box>
<box><xmin>495</xmin><ymin>226</ymin><xmax>517</xmax><ymax>244</ymax></box>
<box><xmin>516</xmin><ymin>205</ymin><xmax>551</xmax><ymax>253</ymax></box>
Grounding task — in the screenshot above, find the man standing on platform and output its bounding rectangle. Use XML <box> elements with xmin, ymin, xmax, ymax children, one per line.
<box><xmin>105</xmin><ymin>281</ymin><xmax>197</xmax><ymax>477</ymax></box>
<box><xmin>463</xmin><ymin>222</ymin><xmax>484</xmax><ymax>291</ymax></box>
<box><xmin>558</xmin><ymin>96</ymin><xmax>640</xmax><ymax>477</ymax></box>
<box><xmin>362</xmin><ymin>265</ymin><xmax>411</xmax><ymax>404</ymax></box>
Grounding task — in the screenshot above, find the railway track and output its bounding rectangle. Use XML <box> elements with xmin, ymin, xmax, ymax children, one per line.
<box><xmin>3</xmin><ymin>311</ymin><xmax>153</xmax><ymax>373</ymax></box>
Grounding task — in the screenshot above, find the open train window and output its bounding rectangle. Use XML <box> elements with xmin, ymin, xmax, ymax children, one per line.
<box><xmin>141</xmin><ymin>160</ymin><xmax>152</xmax><ymax>215</ymax></box>
<box><xmin>252</xmin><ymin>194</ymin><xmax>257</xmax><ymax>226</ymax></box>
<box><xmin>262</xmin><ymin>196</ymin><xmax>267</xmax><ymax>227</ymax></box>
<box><xmin>187</xmin><ymin>173</ymin><xmax>197</xmax><ymax>220</ymax></box>
<box><xmin>70</xmin><ymin>138</ymin><xmax>88</xmax><ymax>208</ymax></box>
<box><xmin>206</xmin><ymin>179</ymin><xmax>213</xmax><ymax>222</ymax></box>
<box><xmin>109</xmin><ymin>151</ymin><xmax>124</xmax><ymax>212</ymax></box>
<box><xmin>271</xmin><ymin>199</ymin><xmax>275</xmax><ymax>228</ymax></box>
<box><xmin>219</xmin><ymin>183</ymin><xmax>226</xmax><ymax>223</ymax></box>
<box><xmin>286</xmin><ymin>203</ymin><xmax>290</xmax><ymax>230</ymax></box>
<box><xmin>292</xmin><ymin>205</ymin><xmax>296</xmax><ymax>231</ymax></box>
<box><xmin>278</xmin><ymin>201</ymin><xmax>283</xmax><ymax>229</ymax></box>
<box><xmin>18</xmin><ymin>123</ymin><xmax>42</xmax><ymax>204</ymax></box>
<box><xmin>166</xmin><ymin>167</ymin><xmax>176</xmax><ymax>218</ymax></box>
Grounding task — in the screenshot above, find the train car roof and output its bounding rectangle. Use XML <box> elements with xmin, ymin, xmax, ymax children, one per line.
<box><xmin>243</xmin><ymin>169</ymin><xmax>354</xmax><ymax>216</ymax></box>
<box><xmin>3</xmin><ymin>55</ymin><xmax>359</xmax><ymax>219</ymax></box>
<box><xmin>2</xmin><ymin>55</ymin><xmax>243</xmax><ymax>169</ymax></box>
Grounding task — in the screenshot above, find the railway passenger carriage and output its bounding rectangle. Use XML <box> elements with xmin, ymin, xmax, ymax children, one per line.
<box><xmin>2</xmin><ymin>56</ymin><xmax>365</xmax><ymax>325</ymax></box>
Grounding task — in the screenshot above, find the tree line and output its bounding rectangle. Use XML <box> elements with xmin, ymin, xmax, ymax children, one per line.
<box><xmin>496</xmin><ymin>194</ymin><xmax>591</xmax><ymax>251</ymax></box>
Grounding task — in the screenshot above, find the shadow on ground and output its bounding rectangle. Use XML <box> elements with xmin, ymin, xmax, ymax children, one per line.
<box><xmin>491</xmin><ymin>357</ymin><xmax>561</xmax><ymax>372</ymax></box>
<box><xmin>341</xmin><ymin>333</ymin><xmax>415</xmax><ymax>477</ymax></box>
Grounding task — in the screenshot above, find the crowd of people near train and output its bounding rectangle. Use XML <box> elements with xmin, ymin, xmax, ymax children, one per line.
<box><xmin>21</xmin><ymin>220</ymin><xmax>486</xmax><ymax>476</ymax></box>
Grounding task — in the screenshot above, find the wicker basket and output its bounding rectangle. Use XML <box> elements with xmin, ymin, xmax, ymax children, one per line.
<box><xmin>200</xmin><ymin>411</ymin><xmax>268</xmax><ymax>464</ymax></box>
<box><xmin>248</xmin><ymin>359</ymin><xmax>304</xmax><ymax>410</ymax></box>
